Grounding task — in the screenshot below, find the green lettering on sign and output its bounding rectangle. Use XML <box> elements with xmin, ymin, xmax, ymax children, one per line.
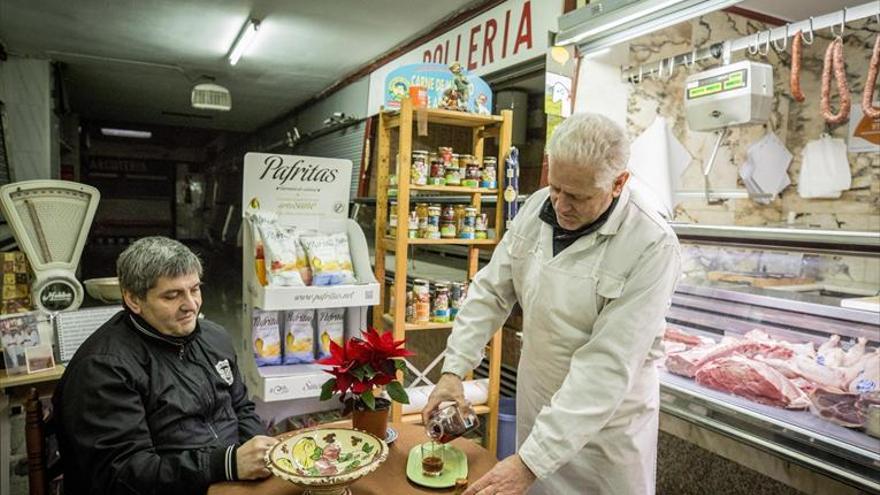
<box><xmin>704</xmin><ymin>82</ymin><xmax>723</xmax><ymax>94</ymax></box>
<box><xmin>689</xmin><ymin>87</ymin><xmax>707</xmax><ymax>98</ymax></box>
<box><xmin>723</xmin><ymin>79</ymin><xmax>744</xmax><ymax>90</ymax></box>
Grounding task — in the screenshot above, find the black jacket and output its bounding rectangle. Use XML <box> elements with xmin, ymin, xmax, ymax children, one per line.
<box><xmin>53</xmin><ymin>311</ymin><xmax>265</xmax><ymax>495</ymax></box>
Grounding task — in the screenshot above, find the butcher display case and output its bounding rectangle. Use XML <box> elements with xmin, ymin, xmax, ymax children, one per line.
<box><xmin>661</xmin><ymin>230</ymin><xmax>880</xmax><ymax>492</ymax></box>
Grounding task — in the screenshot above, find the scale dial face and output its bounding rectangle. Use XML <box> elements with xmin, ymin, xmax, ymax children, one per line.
<box><xmin>35</xmin><ymin>277</ymin><xmax>80</xmax><ymax>312</ymax></box>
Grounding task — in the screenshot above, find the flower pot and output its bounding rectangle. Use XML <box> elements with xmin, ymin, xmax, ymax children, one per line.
<box><xmin>352</xmin><ymin>398</ymin><xmax>390</xmax><ymax>440</ymax></box>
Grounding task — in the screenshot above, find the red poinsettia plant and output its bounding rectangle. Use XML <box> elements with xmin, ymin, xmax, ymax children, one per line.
<box><xmin>317</xmin><ymin>328</ymin><xmax>414</xmax><ymax>411</ymax></box>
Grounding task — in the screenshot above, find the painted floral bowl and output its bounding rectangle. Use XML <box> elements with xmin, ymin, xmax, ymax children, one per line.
<box><xmin>266</xmin><ymin>427</ymin><xmax>389</xmax><ymax>495</ymax></box>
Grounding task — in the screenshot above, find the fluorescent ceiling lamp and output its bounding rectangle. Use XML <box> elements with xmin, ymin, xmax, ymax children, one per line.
<box><xmin>100</xmin><ymin>128</ymin><xmax>152</xmax><ymax>139</ymax></box>
<box><xmin>228</xmin><ymin>18</ymin><xmax>260</xmax><ymax>66</ymax></box>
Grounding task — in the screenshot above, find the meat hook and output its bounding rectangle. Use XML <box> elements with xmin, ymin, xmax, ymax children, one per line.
<box><xmin>829</xmin><ymin>8</ymin><xmax>846</xmax><ymax>38</ymax></box>
<box><xmin>803</xmin><ymin>17</ymin><xmax>815</xmax><ymax>45</ymax></box>
<box><xmin>772</xmin><ymin>25</ymin><xmax>788</xmax><ymax>52</ymax></box>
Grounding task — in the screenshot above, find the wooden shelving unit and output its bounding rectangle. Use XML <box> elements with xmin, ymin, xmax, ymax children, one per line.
<box><xmin>373</xmin><ymin>99</ymin><xmax>512</xmax><ymax>453</ymax></box>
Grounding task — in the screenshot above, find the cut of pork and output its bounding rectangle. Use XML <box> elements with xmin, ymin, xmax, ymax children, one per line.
<box><xmin>695</xmin><ymin>356</ymin><xmax>810</xmax><ymax>409</ymax></box>
<box><xmin>665</xmin><ymin>339</ymin><xmax>794</xmax><ymax>378</ymax></box>
<box><xmin>808</xmin><ymin>388</ymin><xmax>865</xmax><ymax>428</ymax></box>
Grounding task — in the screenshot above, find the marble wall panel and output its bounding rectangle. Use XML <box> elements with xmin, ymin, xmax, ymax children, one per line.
<box><xmin>625</xmin><ymin>12</ymin><xmax>879</xmax><ymax>231</ymax></box>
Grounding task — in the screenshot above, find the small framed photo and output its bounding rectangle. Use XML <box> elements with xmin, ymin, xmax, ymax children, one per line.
<box><xmin>0</xmin><ymin>311</ymin><xmax>40</xmax><ymax>375</ymax></box>
<box><xmin>25</xmin><ymin>344</ymin><xmax>56</xmax><ymax>374</ymax></box>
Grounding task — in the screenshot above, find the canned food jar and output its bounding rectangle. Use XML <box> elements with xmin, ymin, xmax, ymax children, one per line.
<box><xmin>460</xmin><ymin>207</ymin><xmax>477</xmax><ymax>239</ymax></box>
<box><xmin>388</xmin><ymin>201</ymin><xmax>398</xmax><ymax>238</ymax></box>
<box><xmin>405</xmin><ymin>291</ymin><xmax>415</xmax><ymax>323</ymax></box>
<box><xmin>411</xmin><ymin>151</ymin><xmax>429</xmax><ymax>186</ymax></box>
<box><xmin>429</xmin><ymin>154</ymin><xmax>446</xmax><ymax>186</ymax></box>
<box><xmin>450</xmin><ymin>282</ymin><xmax>465</xmax><ymax>318</ymax></box>
<box><xmin>408</xmin><ymin>211</ymin><xmax>419</xmax><ymax>238</ymax></box>
<box><xmin>463</xmin><ymin>158</ymin><xmax>482</xmax><ymax>188</ymax></box>
<box><xmin>427</xmin><ymin>205</ymin><xmax>441</xmax><ymax>239</ymax></box>
<box><xmin>413</xmin><ymin>279</ymin><xmax>431</xmax><ymax>324</ymax></box>
<box><xmin>454</xmin><ymin>204</ymin><xmax>467</xmax><ymax>232</ymax></box>
<box><xmin>481</xmin><ymin>157</ymin><xmax>497</xmax><ymax>189</ymax></box>
<box><xmin>475</xmin><ymin>213</ymin><xmax>489</xmax><ymax>239</ymax></box>
<box><xmin>416</xmin><ymin>203</ymin><xmax>429</xmax><ymax>238</ymax></box>
<box><xmin>438</xmin><ymin>147</ymin><xmax>453</xmax><ymax>165</ymax></box>
<box><xmin>432</xmin><ymin>283</ymin><xmax>450</xmax><ymax>322</ymax></box>
<box><xmin>445</xmin><ymin>158</ymin><xmax>462</xmax><ymax>186</ymax></box>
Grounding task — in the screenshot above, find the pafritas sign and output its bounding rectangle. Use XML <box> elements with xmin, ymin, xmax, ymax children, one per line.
<box><xmin>367</xmin><ymin>0</ymin><xmax>561</xmax><ymax>115</ymax></box>
<box><xmin>242</xmin><ymin>153</ymin><xmax>353</xmax><ymax>220</ymax></box>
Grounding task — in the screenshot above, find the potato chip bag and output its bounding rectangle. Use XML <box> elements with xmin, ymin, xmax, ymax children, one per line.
<box><xmin>249</xmin><ymin>212</ymin><xmax>305</xmax><ymax>287</ymax></box>
<box><xmin>252</xmin><ymin>310</ymin><xmax>282</xmax><ymax>366</ymax></box>
<box><xmin>316</xmin><ymin>308</ymin><xmax>345</xmax><ymax>359</ymax></box>
<box><xmin>300</xmin><ymin>233</ymin><xmax>356</xmax><ymax>286</ymax></box>
<box><xmin>283</xmin><ymin>310</ymin><xmax>315</xmax><ymax>364</ymax></box>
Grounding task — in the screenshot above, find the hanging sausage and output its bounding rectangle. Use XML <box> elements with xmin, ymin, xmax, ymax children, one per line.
<box><xmin>790</xmin><ymin>31</ymin><xmax>806</xmax><ymax>103</ymax></box>
<box><xmin>820</xmin><ymin>37</ymin><xmax>851</xmax><ymax>125</ymax></box>
<box><xmin>862</xmin><ymin>34</ymin><xmax>880</xmax><ymax>119</ymax></box>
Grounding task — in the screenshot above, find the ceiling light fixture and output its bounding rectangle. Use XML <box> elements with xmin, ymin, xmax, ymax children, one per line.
<box><xmin>100</xmin><ymin>128</ymin><xmax>152</xmax><ymax>139</ymax></box>
<box><xmin>227</xmin><ymin>18</ymin><xmax>260</xmax><ymax>66</ymax></box>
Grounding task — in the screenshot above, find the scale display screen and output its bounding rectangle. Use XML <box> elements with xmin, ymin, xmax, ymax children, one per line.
<box><xmin>686</xmin><ymin>68</ymin><xmax>748</xmax><ymax>100</ymax></box>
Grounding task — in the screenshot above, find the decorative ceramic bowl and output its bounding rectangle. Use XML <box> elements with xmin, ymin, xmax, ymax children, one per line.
<box><xmin>83</xmin><ymin>277</ymin><xmax>122</xmax><ymax>303</ymax></box>
<box><xmin>266</xmin><ymin>427</ymin><xmax>389</xmax><ymax>495</ymax></box>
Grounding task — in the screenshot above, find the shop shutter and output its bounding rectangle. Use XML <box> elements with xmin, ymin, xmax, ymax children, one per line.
<box><xmin>292</xmin><ymin>120</ymin><xmax>367</xmax><ymax>200</ymax></box>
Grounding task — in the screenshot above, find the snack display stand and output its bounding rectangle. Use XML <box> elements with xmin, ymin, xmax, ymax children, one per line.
<box><xmin>239</xmin><ymin>153</ymin><xmax>379</xmax><ymax>410</ymax></box>
<box><xmin>373</xmin><ymin>99</ymin><xmax>513</xmax><ymax>453</ymax></box>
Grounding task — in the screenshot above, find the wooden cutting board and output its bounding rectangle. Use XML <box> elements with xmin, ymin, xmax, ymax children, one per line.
<box><xmin>707</xmin><ymin>271</ymin><xmax>816</xmax><ymax>288</ymax></box>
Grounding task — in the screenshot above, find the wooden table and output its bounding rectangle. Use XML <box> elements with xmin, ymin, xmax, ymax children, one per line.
<box><xmin>209</xmin><ymin>422</ymin><xmax>497</xmax><ymax>494</ymax></box>
<box><xmin>0</xmin><ymin>366</ymin><xmax>66</xmax><ymax>495</ymax></box>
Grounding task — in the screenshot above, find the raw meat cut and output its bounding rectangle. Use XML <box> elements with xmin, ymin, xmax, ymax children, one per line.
<box><xmin>695</xmin><ymin>356</ymin><xmax>810</xmax><ymax>409</ymax></box>
<box><xmin>793</xmin><ymin>355</ymin><xmax>849</xmax><ymax>392</ymax></box>
<box><xmin>665</xmin><ymin>334</ymin><xmax>795</xmax><ymax>378</ymax></box>
<box><xmin>817</xmin><ymin>334</ymin><xmax>845</xmax><ymax>367</ymax></box>
<box><xmin>808</xmin><ymin>388</ymin><xmax>864</xmax><ymax>427</ymax></box>
<box><xmin>847</xmin><ymin>350</ymin><xmax>879</xmax><ymax>394</ymax></box>
<box><xmin>754</xmin><ymin>355</ymin><xmax>800</xmax><ymax>379</ymax></box>
<box><xmin>842</xmin><ymin>337</ymin><xmax>867</xmax><ymax>368</ymax></box>
<box><xmin>665</xmin><ymin>346</ymin><xmax>715</xmax><ymax>377</ymax></box>
<box><xmin>664</xmin><ymin>327</ymin><xmax>702</xmax><ymax>346</ymax></box>
<box><xmin>663</xmin><ymin>341</ymin><xmax>689</xmax><ymax>355</ymax></box>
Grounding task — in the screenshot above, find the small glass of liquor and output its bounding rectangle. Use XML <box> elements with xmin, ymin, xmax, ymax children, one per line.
<box><xmin>420</xmin><ymin>441</ymin><xmax>445</xmax><ymax>477</ymax></box>
<box><xmin>426</xmin><ymin>402</ymin><xmax>480</xmax><ymax>443</ymax></box>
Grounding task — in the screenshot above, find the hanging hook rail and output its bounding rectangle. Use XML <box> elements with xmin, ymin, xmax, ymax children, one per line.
<box><xmin>830</xmin><ymin>8</ymin><xmax>847</xmax><ymax>37</ymax></box>
<box><xmin>748</xmin><ymin>33</ymin><xmax>760</xmax><ymax>55</ymax></box>
<box><xmin>802</xmin><ymin>17</ymin><xmax>815</xmax><ymax>44</ymax></box>
<box><xmin>621</xmin><ymin>1</ymin><xmax>878</xmax><ymax>82</ymax></box>
<box><xmin>759</xmin><ymin>31</ymin><xmax>772</xmax><ymax>56</ymax></box>
<box><xmin>772</xmin><ymin>25</ymin><xmax>788</xmax><ymax>51</ymax></box>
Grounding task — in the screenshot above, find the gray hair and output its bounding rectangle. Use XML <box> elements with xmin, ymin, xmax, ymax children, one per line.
<box><xmin>546</xmin><ymin>113</ymin><xmax>630</xmax><ymax>188</ymax></box>
<box><xmin>117</xmin><ymin>236</ymin><xmax>203</xmax><ymax>299</ymax></box>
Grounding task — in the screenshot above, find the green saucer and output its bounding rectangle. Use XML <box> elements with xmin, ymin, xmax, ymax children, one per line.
<box><xmin>405</xmin><ymin>442</ymin><xmax>468</xmax><ymax>488</ymax></box>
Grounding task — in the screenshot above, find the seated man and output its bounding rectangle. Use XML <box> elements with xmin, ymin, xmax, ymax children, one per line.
<box><xmin>54</xmin><ymin>236</ymin><xmax>277</xmax><ymax>494</ymax></box>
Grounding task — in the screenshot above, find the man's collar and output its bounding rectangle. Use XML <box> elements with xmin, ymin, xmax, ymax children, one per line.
<box><xmin>597</xmin><ymin>184</ymin><xmax>630</xmax><ymax>236</ymax></box>
<box><xmin>126</xmin><ymin>310</ymin><xmax>199</xmax><ymax>347</ymax></box>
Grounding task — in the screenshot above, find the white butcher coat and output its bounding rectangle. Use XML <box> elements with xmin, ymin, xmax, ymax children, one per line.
<box><xmin>442</xmin><ymin>185</ymin><xmax>681</xmax><ymax>495</ymax></box>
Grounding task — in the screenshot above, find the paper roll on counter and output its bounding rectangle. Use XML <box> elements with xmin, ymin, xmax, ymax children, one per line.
<box><xmin>381</xmin><ymin>378</ymin><xmax>490</xmax><ymax>416</ymax></box>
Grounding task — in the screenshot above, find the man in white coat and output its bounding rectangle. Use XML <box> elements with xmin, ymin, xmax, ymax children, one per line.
<box><xmin>423</xmin><ymin>113</ymin><xmax>681</xmax><ymax>495</ymax></box>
